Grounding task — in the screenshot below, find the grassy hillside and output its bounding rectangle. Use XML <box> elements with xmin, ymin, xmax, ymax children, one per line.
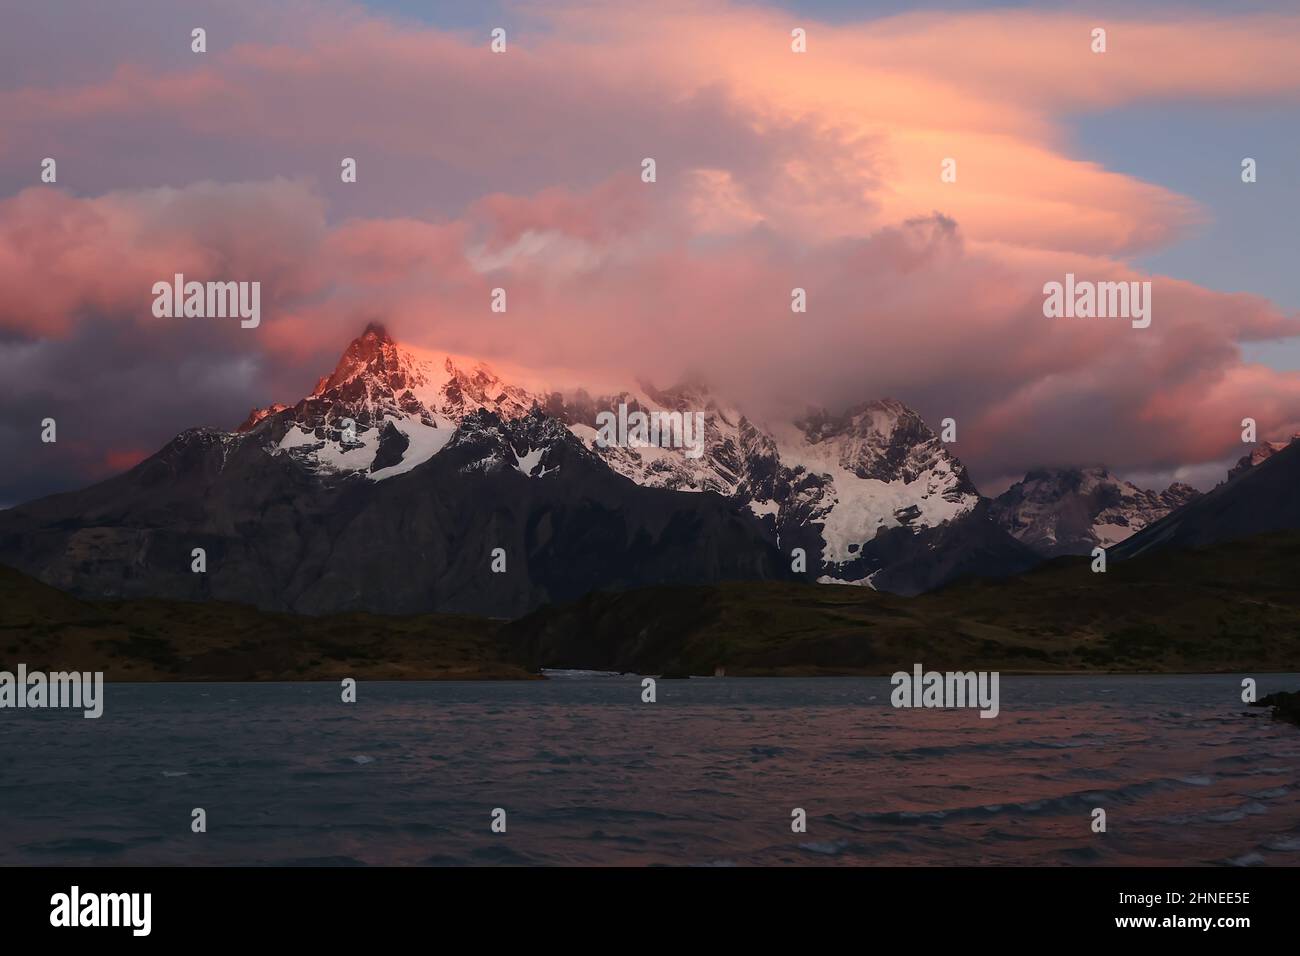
<box><xmin>0</xmin><ymin>565</ymin><xmax>533</xmax><ymax>681</ymax></box>
<box><xmin>502</xmin><ymin>531</ymin><xmax>1300</xmax><ymax>676</ymax></box>
<box><xmin>4</xmin><ymin>530</ymin><xmax>1300</xmax><ymax>679</ymax></box>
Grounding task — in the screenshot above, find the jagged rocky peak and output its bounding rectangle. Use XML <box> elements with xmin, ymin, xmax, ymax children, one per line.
<box><xmin>452</xmin><ymin>405</ymin><xmax>569</xmax><ymax>447</ymax></box>
<box><xmin>315</xmin><ymin>322</ymin><xmax>416</xmax><ymax>394</ymax></box>
<box><xmin>304</xmin><ymin>322</ymin><xmax>432</xmax><ymax>426</ymax></box>
<box><xmin>991</xmin><ymin>465</ymin><xmax>1200</xmax><ymax>557</ymax></box>
<box><xmin>236</xmin><ymin>403</ymin><xmax>288</xmax><ymax>433</ymax></box>
<box><xmin>236</xmin><ymin>323</ymin><xmax>432</xmax><ymax>437</ymax></box>
<box><xmin>795</xmin><ymin>398</ymin><xmax>974</xmax><ymax>489</ymax></box>
<box><xmin>445</xmin><ymin>406</ymin><xmax>583</xmax><ymax>479</ymax></box>
<box><xmin>234</xmin><ymin>323</ymin><xmax>556</xmax><ymax>477</ymax></box>
<box><xmin>438</xmin><ymin>354</ymin><xmax>537</xmax><ymax>420</ymax></box>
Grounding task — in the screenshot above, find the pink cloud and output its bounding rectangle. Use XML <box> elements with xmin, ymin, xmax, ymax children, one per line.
<box><xmin>1</xmin><ymin>0</ymin><xmax>1299</xmax><ymax>492</ymax></box>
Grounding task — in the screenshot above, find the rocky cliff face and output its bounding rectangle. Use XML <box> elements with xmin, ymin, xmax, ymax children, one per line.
<box><xmin>991</xmin><ymin>466</ymin><xmax>1200</xmax><ymax>557</ymax></box>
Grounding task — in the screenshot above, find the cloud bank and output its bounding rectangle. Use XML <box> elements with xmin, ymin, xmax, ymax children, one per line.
<box><xmin>2</xmin><ymin>0</ymin><xmax>1299</xmax><ymax>504</ymax></box>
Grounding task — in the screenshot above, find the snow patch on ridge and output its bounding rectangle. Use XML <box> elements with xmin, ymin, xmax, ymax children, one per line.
<box><xmin>513</xmin><ymin>445</ymin><xmax>556</xmax><ymax>478</ymax></box>
<box><xmin>369</xmin><ymin>415</ymin><xmax>457</xmax><ymax>481</ymax></box>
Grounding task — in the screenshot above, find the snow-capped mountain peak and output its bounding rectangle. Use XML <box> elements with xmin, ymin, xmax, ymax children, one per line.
<box><xmin>795</xmin><ymin>398</ymin><xmax>972</xmax><ymax>486</ymax></box>
<box><xmin>238</xmin><ymin>324</ymin><xmax>558</xmax><ymax>481</ymax></box>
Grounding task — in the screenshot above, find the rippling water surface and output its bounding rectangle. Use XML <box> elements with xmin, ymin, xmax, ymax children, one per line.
<box><xmin>2</xmin><ymin>675</ymin><xmax>1298</xmax><ymax>866</ymax></box>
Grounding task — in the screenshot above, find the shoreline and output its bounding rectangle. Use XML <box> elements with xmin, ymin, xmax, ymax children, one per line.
<box><xmin>77</xmin><ymin>668</ymin><xmax>1300</xmax><ymax>683</ymax></box>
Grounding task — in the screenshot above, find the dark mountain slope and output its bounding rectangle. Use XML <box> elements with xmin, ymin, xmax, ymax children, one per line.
<box><xmin>0</xmin><ymin>409</ymin><xmax>788</xmax><ymax>617</ymax></box>
<box><xmin>1112</xmin><ymin>440</ymin><xmax>1300</xmax><ymax>560</ymax></box>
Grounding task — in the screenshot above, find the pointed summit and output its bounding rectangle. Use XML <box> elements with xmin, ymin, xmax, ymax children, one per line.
<box><xmin>317</xmin><ymin>322</ymin><xmax>410</xmax><ymax>399</ymax></box>
<box><xmin>361</xmin><ymin>321</ymin><xmax>393</xmax><ymax>342</ymax></box>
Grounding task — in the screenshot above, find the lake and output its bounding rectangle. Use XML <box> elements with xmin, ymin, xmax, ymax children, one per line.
<box><xmin>2</xmin><ymin>675</ymin><xmax>1298</xmax><ymax>866</ymax></box>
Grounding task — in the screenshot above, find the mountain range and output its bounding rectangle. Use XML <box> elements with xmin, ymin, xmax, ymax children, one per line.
<box><xmin>0</xmin><ymin>323</ymin><xmax>1295</xmax><ymax>617</ymax></box>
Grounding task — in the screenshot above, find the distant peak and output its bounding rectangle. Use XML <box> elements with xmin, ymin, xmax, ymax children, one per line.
<box><xmin>305</xmin><ymin>322</ymin><xmax>409</xmax><ymax>399</ymax></box>
<box><xmin>341</xmin><ymin>321</ymin><xmax>400</xmax><ymax>366</ymax></box>
<box><xmin>799</xmin><ymin>397</ymin><xmax>921</xmax><ymax>435</ymax></box>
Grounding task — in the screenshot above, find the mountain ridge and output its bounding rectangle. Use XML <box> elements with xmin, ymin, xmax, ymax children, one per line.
<box><xmin>3</xmin><ymin>323</ymin><xmax>1035</xmax><ymax>603</ymax></box>
<box><xmin>11</xmin><ymin>322</ymin><xmax>1279</xmax><ymax>611</ymax></box>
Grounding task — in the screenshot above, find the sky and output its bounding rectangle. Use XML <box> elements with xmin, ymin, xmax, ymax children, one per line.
<box><xmin>2</xmin><ymin>0</ymin><xmax>1299</xmax><ymax>506</ymax></box>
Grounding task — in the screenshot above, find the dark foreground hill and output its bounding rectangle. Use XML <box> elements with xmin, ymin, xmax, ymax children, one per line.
<box><xmin>0</xmin><ymin>563</ymin><xmax>532</xmax><ymax>681</ymax></box>
<box><xmin>4</xmin><ymin>530</ymin><xmax>1300</xmax><ymax>680</ymax></box>
<box><xmin>503</xmin><ymin>530</ymin><xmax>1300</xmax><ymax>676</ymax></box>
